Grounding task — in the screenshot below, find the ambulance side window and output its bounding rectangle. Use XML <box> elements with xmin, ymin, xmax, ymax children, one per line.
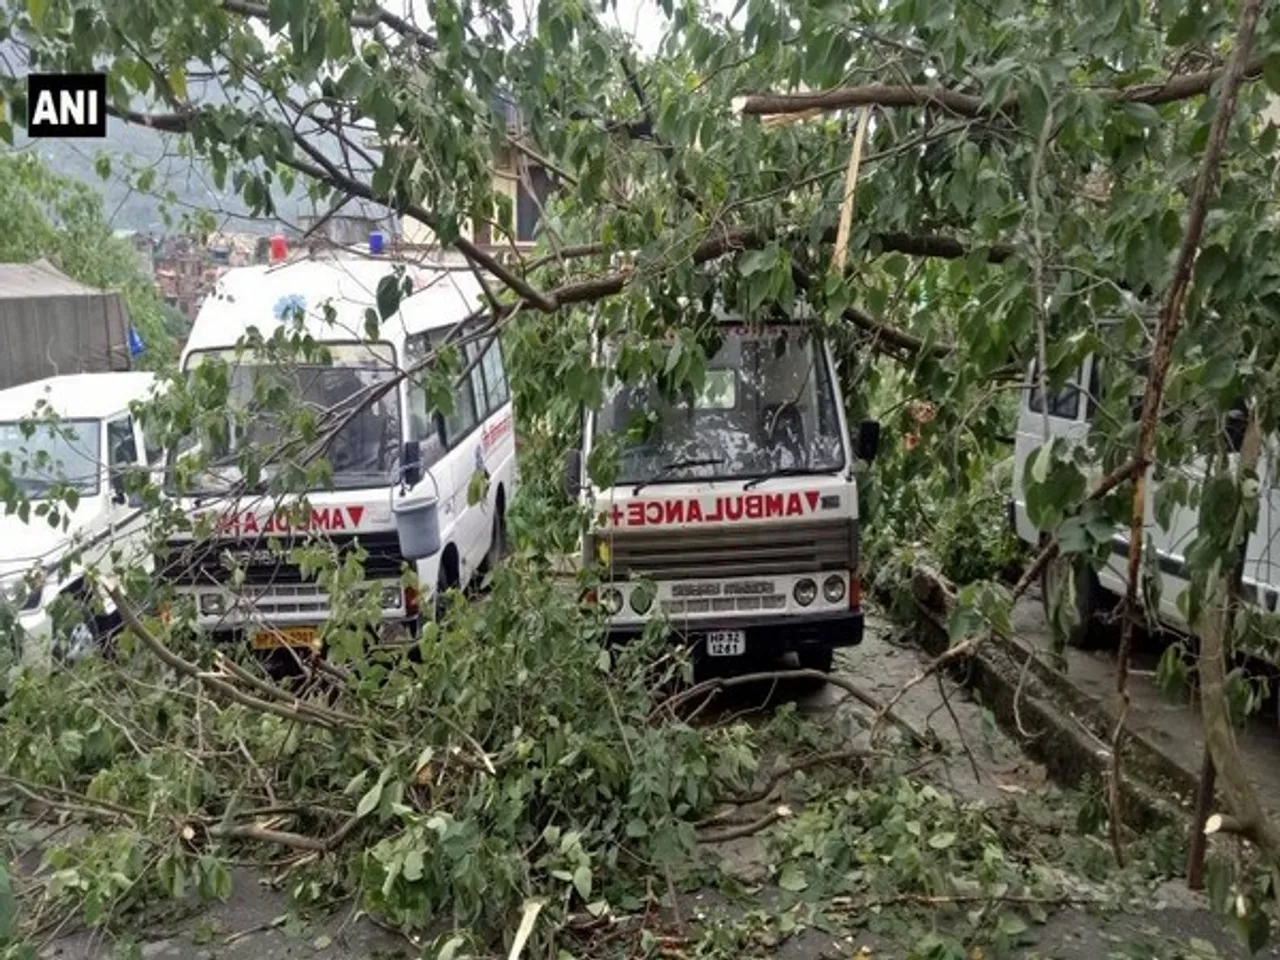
<box><xmin>404</xmin><ymin>333</ymin><xmax>445</xmax><ymax>469</ymax></box>
<box><xmin>1027</xmin><ymin>361</ymin><xmax>1082</xmax><ymax>420</ymax></box>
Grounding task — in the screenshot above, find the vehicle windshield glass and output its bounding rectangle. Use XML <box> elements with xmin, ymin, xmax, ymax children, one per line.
<box><xmin>174</xmin><ymin>343</ymin><xmax>401</xmax><ymax>494</ymax></box>
<box><xmin>593</xmin><ymin>324</ymin><xmax>846</xmax><ymax>484</ymax></box>
<box><xmin>0</xmin><ymin>418</ymin><xmax>101</xmax><ymax>499</ymax></box>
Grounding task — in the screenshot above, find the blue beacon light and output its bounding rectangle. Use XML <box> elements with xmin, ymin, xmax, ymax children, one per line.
<box><xmin>369</xmin><ymin>231</ymin><xmax>385</xmax><ymax>254</ymax></box>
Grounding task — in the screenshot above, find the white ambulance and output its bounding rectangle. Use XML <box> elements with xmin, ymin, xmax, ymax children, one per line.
<box><xmin>158</xmin><ymin>246</ymin><xmax>518</xmax><ymax>654</ymax></box>
<box><xmin>0</xmin><ymin>372</ymin><xmax>160</xmax><ymax>666</ymax></box>
<box><xmin>570</xmin><ymin>315</ymin><xmax>879</xmax><ymax>673</ymax></box>
<box><xmin>1009</xmin><ymin>355</ymin><xmax>1280</xmax><ymax>651</ymax></box>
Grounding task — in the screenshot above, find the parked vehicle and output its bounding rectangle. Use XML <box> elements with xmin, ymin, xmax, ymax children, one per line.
<box><xmin>1009</xmin><ymin>355</ymin><xmax>1280</xmax><ymax>650</ymax></box>
<box><xmin>0</xmin><ymin>371</ymin><xmax>160</xmax><ymax>666</ymax></box>
<box><xmin>568</xmin><ymin>314</ymin><xmax>879</xmax><ymax>674</ymax></box>
<box><xmin>156</xmin><ymin>247</ymin><xmax>518</xmax><ymax>656</ymax></box>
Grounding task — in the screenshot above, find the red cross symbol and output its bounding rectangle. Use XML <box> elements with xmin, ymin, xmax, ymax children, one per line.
<box><xmin>610</xmin><ymin>504</ymin><xmax>623</xmax><ymax>526</ymax></box>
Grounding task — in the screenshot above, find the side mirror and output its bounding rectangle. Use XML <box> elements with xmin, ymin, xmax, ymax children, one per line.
<box><xmin>856</xmin><ymin>419</ymin><xmax>881</xmax><ymax>462</ymax></box>
<box><xmin>109</xmin><ymin>472</ymin><xmax>127</xmax><ymax>505</ymax></box>
<box><xmin>1225</xmin><ymin>405</ymin><xmax>1248</xmax><ymax>453</ymax></box>
<box><xmin>563</xmin><ymin>448</ymin><xmax>583</xmax><ymax>499</ymax></box>
<box><xmin>402</xmin><ymin>439</ymin><xmax>422</xmax><ymax>488</ymax></box>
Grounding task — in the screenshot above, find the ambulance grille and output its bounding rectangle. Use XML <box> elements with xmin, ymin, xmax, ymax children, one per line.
<box><xmin>593</xmin><ymin>520</ymin><xmax>855</xmax><ymax>581</ymax></box>
<box><xmin>157</xmin><ymin>532</ymin><xmax>408</xmax><ymax>587</ymax></box>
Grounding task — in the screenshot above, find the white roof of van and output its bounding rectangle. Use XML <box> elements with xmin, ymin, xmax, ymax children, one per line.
<box><xmin>0</xmin><ymin>372</ymin><xmax>157</xmax><ymax>421</ymax></box>
<box><xmin>183</xmin><ymin>256</ymin><xmax>487</xmax><ymax>357</ymax></box>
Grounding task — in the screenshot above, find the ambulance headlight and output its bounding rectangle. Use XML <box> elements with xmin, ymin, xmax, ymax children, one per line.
<box><xmin>601</xmin><ymin>588</ymin><xmax>624</xmax><ymax>615</ymax></box>
<box><xmin>199</xmin><ymin>592</ymin><xmax>227</xmax><ymax>616</ymax></box>
<box><xmin>823</xmin><ymin>575</ymin><xmax>846</xmax><ymax>604</ymax></box>
<box><xmin>793</xmin><ymin>578</ymin><xmax>817</xmax><ymax>607</ymax></box>
<box><xmin>630</xmin><ymin>582</ymin><xmax>655</xmax><ymax>614</ymax></box>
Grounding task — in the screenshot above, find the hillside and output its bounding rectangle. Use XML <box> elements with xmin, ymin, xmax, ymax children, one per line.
<box><xmin>14</xmin><ymin>120</ymin><xmax>319</xmax><ymax>235</ymax></box>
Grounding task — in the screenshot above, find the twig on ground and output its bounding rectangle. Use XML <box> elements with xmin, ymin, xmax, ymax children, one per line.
<box><xmin>936</xmin><ymin>673</ymin><xmax>982</xmax><ymax>783</ymax></box>
<box><xmin>653</xmin><ymin>669</ymin><xmax>937</xmax><ymax>751</ymax></box>
<box><xmin>698</xmin><ymin>807</ymin><xmax>789</xmax><ymax>844</ymax></box>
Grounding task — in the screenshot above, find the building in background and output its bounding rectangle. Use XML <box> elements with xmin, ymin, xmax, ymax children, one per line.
<box><xmin>401</xmin><ymin>93</ymin><xmax>556</xmax><ymax>251</ymax></box>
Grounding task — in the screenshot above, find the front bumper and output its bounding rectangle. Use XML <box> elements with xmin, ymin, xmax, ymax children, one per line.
<box><xmin>605</xmin><ymin>607</ymin><xmax>865</xmax><ymax>654</ymax></box>
<box><xmin>174</xmin><ymin>580</ymin><xmax>409</xmax><ymax>633</ymax></box>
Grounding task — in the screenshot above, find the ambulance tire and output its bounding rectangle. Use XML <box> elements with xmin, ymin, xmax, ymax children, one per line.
<box><xmin>480</xmin><ymin>491</ymin><xmax>507</xmax><ymax>580</ymax></box>
<box><xmin>435</xmin><ymin>548</ymin><xmax>461</xmax><ymax>623</ymax></box>
<box><xmin>796</xmin><ymin>645</ymin><xmax>835</xmax><ymax>674</ymax></box>
<box><xmin>1040</xmin><ymin>551</ymin><xmax>1111</xmax><ymax>651</ymax></box>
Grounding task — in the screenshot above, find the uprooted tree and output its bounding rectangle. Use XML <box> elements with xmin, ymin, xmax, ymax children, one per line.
<box><xmin>5</xmin><ymin>0</ymin><xmax>1280</xmax><ymax>952</ymax></box>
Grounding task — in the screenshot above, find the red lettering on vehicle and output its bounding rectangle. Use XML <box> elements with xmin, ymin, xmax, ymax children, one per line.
<box><xmin>603</xmin><ymin>490</ymin><xmax>826</xmax><ymax>528</ymax></box>
<box><xmin>200</xmin><ymin>504</ymin><xmax>367</xmax><ymax>535</ymax></box>
<box><xmin>482</xmin><ymin>415</ymin><xmax>513</xmax><ymax>450</ymax></box>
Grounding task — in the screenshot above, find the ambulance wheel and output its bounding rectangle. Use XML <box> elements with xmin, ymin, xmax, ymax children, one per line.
<box><xmin>481</xmin><ymin>491</ymin><xmax>507</xmax><ymax>576</ymax></box>
<box><xmin>1040</xmin><ymin>552</ymin><xmax>1111</xmax><ymax>651</ymax></box>
<box><xmin>796</xmin><ymin>645</ymin><xmax>834</xmax><ymax>674</ymax></box>
<box><xmin>435</xmin><ymin>548</ymin><xmax>461</xmax><ymax>623</ymax></box>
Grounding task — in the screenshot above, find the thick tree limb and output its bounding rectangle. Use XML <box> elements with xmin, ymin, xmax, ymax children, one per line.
<box><xmin>1110</xmin><ymin>0</ymin><xmax>1263</xmax><ymax>867</ymax></box>
<box><xmin>1196</xmin><ymin>413</ymin><xmax>1280</xmax><ymax>860</ymax></box>
<box><xmin>735</xmin><ymin>57</ymin><xmax>1266</xmax><ymax>120</ymax></box>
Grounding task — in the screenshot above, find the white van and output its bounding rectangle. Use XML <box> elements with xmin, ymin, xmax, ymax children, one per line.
<box><xmin>158</xmin><ymin>249</ymin><xmax>518</xmax><ymax>654</ymax></box>
<box><xmin>569</xmin><ymin>314</ymin><xmax>879</xmax><ymax>673</ymax></box>
<box><xmin>1009</xmin><ymin>355</ymin><xmax>1280</xmax><ymax>650</ymax></box>
<box><xmin>0</xmin><ymin>372</ymin><xmax>160</xmax><ymax>666</ymax></box>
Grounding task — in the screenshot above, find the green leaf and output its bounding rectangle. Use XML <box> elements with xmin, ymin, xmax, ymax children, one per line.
<box><xmin>739</xmin><ymin>247</ymin><xmax>774</xmax><ymax>276</ymax></box>
<box><xmin>1166</xmin><ymin>13</ymin><xmax>1198</xmax><ymax>46</ymax></box>
<box><xmin>572</xmin><ymin>864</ymin><xmax>592</xmax><ymax>900</ymax></box>
<box><xmin>1264</xmin><ymin>54</ymin><xmax>1280</xmax><ymax>96</ymax></box>
<box><xmin>376</xmin><ymin>274</ymin><xmax>401</xmax><ymax>319</ymax></box>
<box><xmin>356</xmin><ymin>774</ymin><xmax>385</xmax><ymax>817</ymax></box>
<box><xmin>403</xmin><ymin>849</ymin><xmax>424</xmax><ymax>882</ymax></box>
<box><xmin>928</xmin><ymin>831</ymin><xmax>957</xmax><ymax>850</ymax></box>
<box><xmin>1121</xmin><ymin>102</ymin><xmax>1161</xmax><ymax>129</ymax></box>
<box><xmin>364</xmin><ymin>307</ymin><xmax>380</xmax><ymax>340</ymax></box>
<box><xmin>777</xmin><ymin>866</ymin><xmax>808</xmax><ymax>892</ymax></box>
<box><xmin>0</xmin><ymin>862</ymin><xmax>17</xmax><ymax>940</ymax></box>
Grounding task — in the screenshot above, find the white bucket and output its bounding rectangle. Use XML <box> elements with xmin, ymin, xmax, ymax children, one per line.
<box><xmin>392</xmin><ymin>469</ymin><xmax>441</xmax><ymax>560</ymax></box>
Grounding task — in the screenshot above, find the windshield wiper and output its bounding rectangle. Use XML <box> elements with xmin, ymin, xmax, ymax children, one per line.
<box><xmin>632</xmin><ymin>458</ymin><xmax>725</xmax><ymax>495</ymax></box>
<box><xmin>742</xmin><ymin>467</ymin><xmax>825</xmax><ymax>490</ymax></box>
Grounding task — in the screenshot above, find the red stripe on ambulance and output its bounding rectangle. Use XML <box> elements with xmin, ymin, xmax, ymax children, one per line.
<box><xmin>607</xmin><ymin>490</ymin><xmax>820</xmax><ymax>527</ymax></box>
<box><xmin>482</xmin><ymin>414</ymin><xmax>513</xmax><ymax>450</ymax></box>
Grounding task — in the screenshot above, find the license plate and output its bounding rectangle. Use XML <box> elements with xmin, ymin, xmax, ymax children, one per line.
<box><xmin>251</xmin><ymin>627</ymin><xmax>321</xmax><ymax>651</ymax></box>
<box><xmin>705</xmin><ymin>630</ymin><xmax>746</xmax><ymax>657</ymax></box>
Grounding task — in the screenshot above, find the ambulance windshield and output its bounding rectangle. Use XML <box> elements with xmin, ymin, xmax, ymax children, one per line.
<box><xmin>594</xmin><ymin>325</ymin><xmax>846</xmax><ymax>485</ymax></box>
<box><xmin>172</xmin><ymin>343</ymin><xmax>401</xmax><ymax>495</ymax></box>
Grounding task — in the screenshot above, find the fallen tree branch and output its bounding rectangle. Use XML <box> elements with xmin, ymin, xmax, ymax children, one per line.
<box><xmin>721</xmin><ymin>745</ymin><xmax>885</xmax><ymax>805</ymax></box>
<box><xmin>204</xmin><ymin>811</ymin><xmax>361</xmax><ymax>853</ymax></box>
<box><xmin>653</xmin><ymin>669</ymin><xmax>938</xmax><ymax>751</ymax></box>
<box><xmin>734</xmin><ymin>57</ymin><xmax>1266</xmax><ymax>119</ymax></box>
<box><xmin>697</xmin><ymin>807</ymin><xmax>788</xmax><ymax>844</ymax></box>
<box><xmin>106</xmin><ymin>585</ymin><xmax>346</xmax><ymax>730</ymax></box>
